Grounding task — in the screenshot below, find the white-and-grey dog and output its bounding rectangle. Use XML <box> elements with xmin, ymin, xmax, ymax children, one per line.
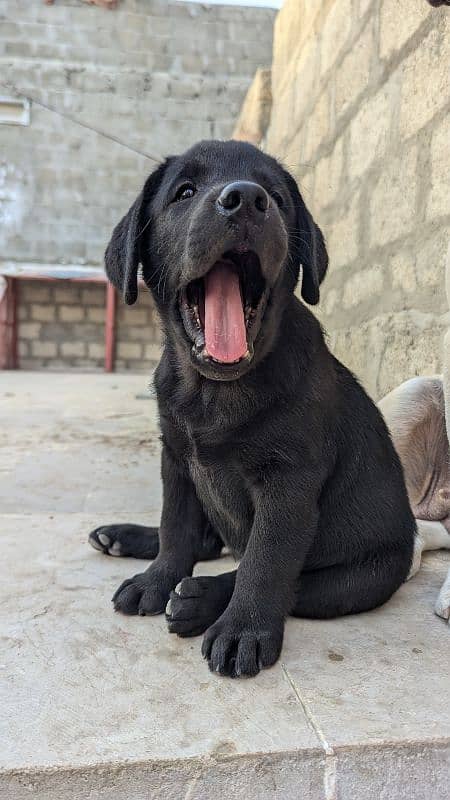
<box><xmin>379</xmin><ymin>244</ymin><xmax>450</xmax><ymax>622</ymax></box>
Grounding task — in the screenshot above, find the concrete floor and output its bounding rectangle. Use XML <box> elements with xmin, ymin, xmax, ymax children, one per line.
<box><xmin>0</xmin><ymin>372</ymin><xmax>449</xmax><ymax>800</ymax></box>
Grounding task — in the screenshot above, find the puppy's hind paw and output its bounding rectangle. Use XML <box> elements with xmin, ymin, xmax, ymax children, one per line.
<box><xmin>88</xmin><ymin>524</ymin><xmax>159</xmax><ymax>559</ymax></box>
<box><xmin>89</xmin><ymin>527</ymin><xmax>122</xmax><ymax>556</ymax></box>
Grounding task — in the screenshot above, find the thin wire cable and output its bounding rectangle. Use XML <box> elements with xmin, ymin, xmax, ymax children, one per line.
<box><xmin>0</xmin><ymin>80</ymin><xmax>163</xmax><ymax>164</ymax></box>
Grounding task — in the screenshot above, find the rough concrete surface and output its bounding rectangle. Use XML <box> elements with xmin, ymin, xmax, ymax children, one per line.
<box><xmin>0</xmin><ymin>372</ymin><xmax>449</xmax><ymax>799</ymax></box>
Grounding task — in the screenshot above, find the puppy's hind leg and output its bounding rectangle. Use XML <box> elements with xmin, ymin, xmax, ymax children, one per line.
<box><xmin>89</xmin><ymin>521</ymin><xmax>223</xmax><ymax>561</ymax></box>
<box><xmin>89</xmin><ymin>524</ymin><xmax>160</xmax><ymax>558</ymax></box>
<box><xmin>408</xmin><ymin>519</ymin><xmax>450</xmax><ymax>580</ymax></box>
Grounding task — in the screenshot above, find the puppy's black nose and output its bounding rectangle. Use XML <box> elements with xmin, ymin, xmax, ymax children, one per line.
<box><xmin>216</xmin><ymin>181</ymin><xmax>269</xmax><ymax>216</ymax></box>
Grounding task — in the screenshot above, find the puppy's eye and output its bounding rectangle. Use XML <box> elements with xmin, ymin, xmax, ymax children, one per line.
<box><xmin>270</xmin><ymin>191</ymin><xmax>284</xmax><ymax>209</ymax></box>
<box><xmin>173</xmin><ymin>183</ymin><xmax>196</xmax><ymax>202</ymax></box>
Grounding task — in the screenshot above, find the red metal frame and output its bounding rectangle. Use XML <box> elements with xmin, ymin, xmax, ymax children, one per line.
<box><xmin>104</xmin><ymin>281</ymin><xmax>116</xmax><ymax>373</ymax></box>
<box><xmin>0</xmin><ymin>277</ymin><xmax>18</xmax><ymax>370</ymax></box>
<box><xmin>0</xmin><ymin>273</ymin><xmax>116</xmax><ymax>372</ymax></box>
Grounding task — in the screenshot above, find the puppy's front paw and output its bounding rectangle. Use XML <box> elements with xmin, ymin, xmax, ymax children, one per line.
<box><xmin>201</xmin><ymin>611</ymin><xmax>283</xmax><ymax>678</ymax></box>
<box><xmin>112</xmin><ymin>564</ymin><xmax>179</xmax><ymax>616</ymax></box>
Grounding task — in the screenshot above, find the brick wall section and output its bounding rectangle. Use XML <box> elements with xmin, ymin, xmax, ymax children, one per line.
<box><xmin>0</xmin><ymin>0</ymin><xmax>274</xmax><ymax>371</ymax></box>
<box><xmin>237</xmin><ymin>0</ymin><xmax>449</xmax><ymax>399</ymax></box>
<box><xmin>17</xmin><ymin>279</ymin><xmax>161</xmax><ymax>371</ymax></box>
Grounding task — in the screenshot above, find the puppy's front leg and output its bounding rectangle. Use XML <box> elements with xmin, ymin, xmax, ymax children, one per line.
<box><xmin>202</xmin><ymin>472</ymin><xmax>319</xmax><ymax>677</ymax></box>
<box><xmin>113</xmin><ymin>444</ymin><xmax>207</xmax><ymax>616</ymax></box>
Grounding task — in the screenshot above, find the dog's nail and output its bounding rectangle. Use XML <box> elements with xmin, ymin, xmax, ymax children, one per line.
<box><xmin>166</xmin><ymin>599</ymin><xmax>172</xmax><ymax>615</ymax></box>
<box><xmin>174</xmin><ymin>582</ymin><xmax>182</xmax><ymax>595</ymax></box>
<box><xmin>89</xmin><ymin>536</ymin><xmax>104</xmax><ymax>552</ymax></box>
<box><xmin>98</xmin><ymin>533</ymin><xmax>110</xmax><ymax>547</ymax></box>
<box><xmin>109</xmin><ymin>542</ymin><xmax>122</xmax><ymax>556</ymax></box>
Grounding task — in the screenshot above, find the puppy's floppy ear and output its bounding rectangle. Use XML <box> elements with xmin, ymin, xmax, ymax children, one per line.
<box><xmin>105</xmin><ymin>159</ymin><xmax>172</xmax><ymax>305</ymax></box>
<box><xmin>283</xmin><ymin>169</ymin><xmax>328</xmax><ymax>305</ymax></box>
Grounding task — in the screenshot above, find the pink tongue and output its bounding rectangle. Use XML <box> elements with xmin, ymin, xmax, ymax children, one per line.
<box><xmin>204</xmin><ymin>261</ymin><xmax>247</xmax><ymax>364</ymax></box>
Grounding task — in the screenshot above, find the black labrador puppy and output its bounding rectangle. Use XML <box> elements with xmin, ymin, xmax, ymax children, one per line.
<box><xmin>90</xmin><ymin>140</ymin><xmax>415</xmax><ymax>678</ymax></box>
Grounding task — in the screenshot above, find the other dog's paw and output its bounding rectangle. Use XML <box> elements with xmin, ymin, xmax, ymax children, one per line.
<box><xmin>201</xmin><ymin>610</ymin><xmax>283</xmax><ymax>678</ymax></box>
<box><xmin>89</xmin><ymin>524</ymin><xmax>159</xmax><ymax>559</ymax></box>
<box><xmin>112</xmin><ymin>563</ymin><xmax>179</xmax><ymax>616</ymax></box>
<box><xmin>434</xmin><ymin>573</ymin><xmax>450</xmax><ymax>623</ymax></box>
<box><xmin>165</xmin><ymin>575</ymin><xmax>230</xmax><ymax>637</ymax></box>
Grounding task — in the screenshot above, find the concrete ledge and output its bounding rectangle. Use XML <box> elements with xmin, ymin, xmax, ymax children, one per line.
<box><xmin>1</xmin><ymin>374</ymin><xmax>449</xmax><ymax>799</ymax></box>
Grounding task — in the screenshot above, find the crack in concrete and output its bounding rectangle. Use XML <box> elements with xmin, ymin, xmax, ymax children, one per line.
<box><xmin>281</xmin><ymin>663</ymin><xmax>337</xmax><ymax>800</ymax></box>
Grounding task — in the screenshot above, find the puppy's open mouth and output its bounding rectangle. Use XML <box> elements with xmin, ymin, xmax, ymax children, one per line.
<box><xmin>179</xmin><ymin>250</ymin><xmax>268</xmax><ymax>366</ymax></box>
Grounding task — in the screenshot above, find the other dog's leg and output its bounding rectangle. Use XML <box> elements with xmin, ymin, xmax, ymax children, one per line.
<box><xmin>291</xmin><ymin>549</ymin><xmax>411</xmax><ymax>619</ymax></box>
<box><xmin>379</xmin><ymin>376</ymin><xmax>450</xmax><ymax>625</ymax></box>
<box><xmin>112</xmin><ymin>445</ymin><xmax>213</xmax><ymax>616</ymax></box>
<box><xmin>89</xmin><ymin>522</ymin><xmax>223</xmax><ymax>561</ymax></box>
<box><xmin>435</xmin><ymin>566</ymin><xmax>450</xmax><ymax>622</ymax></box>
<box><xmin>165</xmin><ymin>570</ymin><xmax>237</xmax><ymax>637</ymax></box>
<box><xmin>408</xmin><ymin>519</ymin><xmax>450</xmax><ymax>579</ymax></box>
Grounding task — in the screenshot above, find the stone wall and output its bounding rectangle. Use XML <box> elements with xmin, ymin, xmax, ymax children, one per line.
<box><xmin>17</xmin><ymin>279</ymin><xmax>161</xmax><ymax>371</ymax></box>
<box><xmin>0</xmin><ymin>0</ymin><xmax>274</xmax><ymax>371</ymax></box>
<box><xmin>236</xmin><ymin>0</ymin><xmax>449</xmax><ymax>399</ymax></box>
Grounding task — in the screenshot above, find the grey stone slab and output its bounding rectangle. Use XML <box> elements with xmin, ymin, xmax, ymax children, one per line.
<box><xmin>0</xmin><ymin>752</ymin><xmax>326</xmax><ymax>800</ymax></box>
<box><xmin>334</xmin><ymin>741</ymin><xmax>450</xmax><ymax>800</ymax></box>
<box><xmin>0</xmin><ymin>514</ymin><xmax>321</xmax><ymax>776</ymax></box>
<box><xmin>282</xmin><ymin>552</ymin><xmax>450</xmax><ymax>748</ymax></box>
<box><xmin>0</xmin><ymin>373</ymin><xmax>160</xmax><ymax>514</ymax></box>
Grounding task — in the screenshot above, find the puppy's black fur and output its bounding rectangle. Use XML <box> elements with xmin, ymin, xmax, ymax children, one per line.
<box><xmin>90</xmin><ymin>140</ymin><xmax>415</xmax><ymax>678</ymax></box>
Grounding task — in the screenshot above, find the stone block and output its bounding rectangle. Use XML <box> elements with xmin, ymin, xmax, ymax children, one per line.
<box><xmin>87</xmin><ymin>307</ymin><xmax>105</xmax><ymax>324</ymax></box>
<box><xmin>369</xmin><ymin>146</ymin><xmax>417</xmax><ymax>247</ymax></box>
<box><xmin>377</xmin><ymin>311</ymin><xmax>446</xmax><ymax>397</ymax></box>
<box><xmin>30</xmin><ymin>304</ymin><xmax>56</xmax><ymax>323</ymax></box>
<box><xmin>302</xmin><ymin>88</ymin><xmax>330</xmax><ymax>163</ymax></box>
<box><xmin>327</xmin><ymin>192</ymin><xmax>360</xmax><ymax>270</ymax></box>
<box><xmin>320</xmin><ymin>0</ymin><xmax>352</xmax><ymax>76</ymax></box>
<box><xmin>391</xmin><ymin>250</ymin><xmax>417</xmax><ymax>294</ymax></box>
<box><xmin>54</xmin><ymin>286</ymin><xmax>82</xmax><ymax>305</ymax></box>
<box><xmin>348</xmin><ymin>81</ymin><xmax>393</xmax><ymax>180</ymax></box>
<box><xmin>117</xmin><ymin>342</ymin><xmax>143</xmax><ymax>360</ymax></box>
<box><xmin>399</xmin><ymin>23</ymin><xmax>450</xmax><ymax>140</ymax></box>
<box><xmin>18</xmin><ymin>322</ymin><xmax>41</xmax><ymax>340</ymax></box>
<box><xmin>314</xmin><ymin>137</ymin><xmax>344</xmax><ymax>210</ymax></box>
<box><xmin>342</xmin><ymin>265</ymin><xmax>384</xmax><ymax>309</ymax></box>
<box><xmin>60</xmin><ymin>342</ymin><xmax>86</xmax><ymax>358</ymax></box>
<box><xmin>58</xmin><ymin>305</ymin><xmax>85</xmax><ymax>323</ymax></box>
<box><xmin>293</xmin><ymin>33</ymin><xmax>320</xmax><ymax>130</ymax></box>
<box><xmin>118</xmin><ymin>308</ymin><xmax>149</xmax><ymax>326</ymax></box>
<box><xmin>415</xmin><ymin>231</ymin><xmax>449</xmax><ymax>301</ymax></box>
<box><xmin>427</xmin><ymin>112</ymin><xmax>450</xmax><ymax>219</ymax></box>
<box><xmin>380</xmin><ymin>0</ymin><xmax>430</xmax><ymax>60</ymax></box>
<box><xmin>87</xmin><ymin>343</ymin><xmax>105</xmax><ymax>360</ymax></box>
<box><xmin>233</xmin><ymin>68</ymin><xmax>272</xmax><ymax>146</ymax></box>
<box><xmin>31</xmin><ymin>340</ymin><xmax>57</xmax><ymax>358</ymax></box>
<box><xmin>143</xmin><ymin>343</ymin><xmax>162</xmax><ymax>361</ymax></box>
<box><xmin>335</xmin><ymin>18</ymin><xmax>374</xmax><ymax>119</ymax></box>
<box><xmin>20</xmin><ymin>283</ymin><xmax>52</xmax><ymax>303</ymax></box>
